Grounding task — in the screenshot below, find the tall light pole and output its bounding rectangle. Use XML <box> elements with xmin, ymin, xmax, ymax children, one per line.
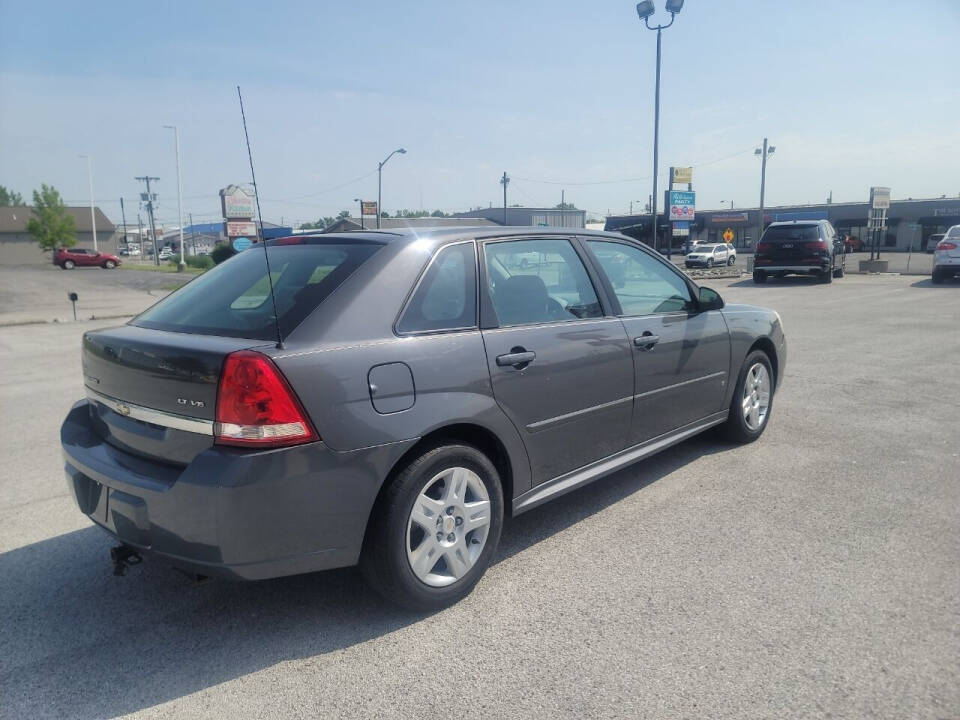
<box><xmin>377</xmin><ymin>148</ymin><xmax>406</xmax><ymax>229</ymax></box>
<box><xmin>353</xmin><ymin>198</ymin><xmax>364</xmax><ymax>229</ymax></box>
<box><xmin>163</xmin><ymin>125</ymin><xmax>186</xmax><ymax>269</ymax></box>
<box><xmin>79</xmin><ymin>155</ymin><xmax>98</xmax><ymax>252</ymax></box>
<box><xmin>755</xmin><ymin>138</ymin><xmax>776</xmax><ymax>246</ymax></box>
<box><xmin>636</xmin><ymin>1</ymin><xmax>683</xmax><ymax>254</ymax></box>
<box><xmin>500</xmin><ymin>171</ymin><xmax>510</xmax><ymax>225</ymax></box>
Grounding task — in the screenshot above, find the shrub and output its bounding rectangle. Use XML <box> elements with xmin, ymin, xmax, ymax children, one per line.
<box><xmin>185</xmin><ymin>254</ymin><xmax>214</xmax><ymax>270</ymax></box>
<box><xmin>211</xmin><ymin>244</ymin><xmax>237</xmax><ymax>265</ymax></box>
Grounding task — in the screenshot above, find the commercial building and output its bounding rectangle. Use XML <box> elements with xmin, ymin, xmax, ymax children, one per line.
<box><xmin>604</xmin><ymin>196</ymin><xmax>960</xmax><ymax>252</ymax></box>
<box><xmin>450</xmin><ymin>207</ymin><xmax>586</xmax><ymax>229</ymax></box>
<box><xmin>0</xmin><ymin>206</ymin><xmax>117</xmax><ymax>265</ymax></box>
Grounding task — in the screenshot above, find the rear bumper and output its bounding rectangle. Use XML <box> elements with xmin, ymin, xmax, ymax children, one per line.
<box><xmin>753</xmin><ymin>263</ymin><xmax>829</xmax><ymax>274</ymax></box>
<box><xmin>61</xmin><ymin>400</ymin><xmax>416</xmax><ymax>580</ymax></box>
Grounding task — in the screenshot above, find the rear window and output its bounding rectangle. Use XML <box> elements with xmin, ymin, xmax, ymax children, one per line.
<box><xmin>762</xmin><ymin>225</ymin><xmax>821</xmax><ymax>242</ymax></box>
<box><xmin>946</xmin><ymin>227</ymin><xmax>960</xmax><ymax>239</ymax></box>
<box><xmin>132</xmin><ymin>241</ymin><xmax>382</xmax><ymax>340</ymax></box>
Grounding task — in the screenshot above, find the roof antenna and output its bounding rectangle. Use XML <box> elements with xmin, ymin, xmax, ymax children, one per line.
<box><xmin>237</xmin><ymin>85</ymin><xmax>283</xmax><ymax>349</ymax></box>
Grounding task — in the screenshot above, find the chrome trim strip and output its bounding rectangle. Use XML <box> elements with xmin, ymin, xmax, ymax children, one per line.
<box><xmin>526</xmin><ymin>395</ymin><xmax>633</xmax><ymax>431</ymax></box>
<box><xmin>753</xmin><ymin>265</ymin><xmax>827</xmax><ymax>272</ymax></box>
<box><xmin>513</xmin><ymin>411</ymin><xmax>729</xmax><ymax>515</ymax></box>
<box><xmin>634</xmin><ymin>371</ymin><xmax>726</xmax><ymax>400</ymax></box>
<box><xmin>85</xmin><ymin>386</ymin><xmax>214</xmax><ymax>436</ymax></box>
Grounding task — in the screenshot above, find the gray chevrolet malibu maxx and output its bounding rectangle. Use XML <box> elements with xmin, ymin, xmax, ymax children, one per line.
<box><xmin>62</xmin><ymin>227</ymin><xmax>786</xmax><ymax>609</ymax></box>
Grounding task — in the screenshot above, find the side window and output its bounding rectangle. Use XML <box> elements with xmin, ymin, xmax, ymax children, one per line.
<box><xmin>586</xmin><ymin>240</ymin><xmax>694</xmax><ymax>316</ymax></box>
<box><xmin>483</xmin><ymin>238</ymin><xmax>602</xmax><ymax>327</ymax></box>
<box><xmin>397</xmin><ymin>242</ymin><xmax>477</xmax><ymax>334</ymax></box>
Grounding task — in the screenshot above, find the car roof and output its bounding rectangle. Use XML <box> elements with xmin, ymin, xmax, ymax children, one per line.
<box><xmin>766</xmin><ymin>220</ymin><xmax>823</xmax><ymax>227</ymax></box>
<box><xmin>272</xmin><ymin>225</ymin><xmax>635</xmax><ymax>251</ymax></box>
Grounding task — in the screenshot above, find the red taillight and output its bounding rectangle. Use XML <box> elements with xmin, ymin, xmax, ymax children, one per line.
<box><xmin>803</xmin><ymin>241</ymin><xmax>828</xmax><ymax>252</ymax></box>
<box><xmin>937</xmin><ymin>241</ymin><xmax>958</xmax><ymax>251</ymax></box>
<box><xmin>215</xmin><ymin>350</ymin><xmax>317</xmax><ymax>447</ymax></box>
<box><xmin>756</xmin><ymin>242</ymin><xmax>772</xmax><ymax>253</ymax></box>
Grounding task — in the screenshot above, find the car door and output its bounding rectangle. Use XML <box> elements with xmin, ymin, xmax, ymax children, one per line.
<box><xmin>583</xmin><ymin>238</ymin><xmax>731</xmax><ymax>445</ymax></box>
<box><xmin>479</xmin><ymin>236</ymin><xmax>634</xmax><ymax>485</ymax></box>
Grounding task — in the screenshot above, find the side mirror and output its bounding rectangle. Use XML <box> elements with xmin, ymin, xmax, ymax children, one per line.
<box><xmin>698</xmin><ymin>286</ymin><xmax>724</xmax><ymax>311</ymax></box>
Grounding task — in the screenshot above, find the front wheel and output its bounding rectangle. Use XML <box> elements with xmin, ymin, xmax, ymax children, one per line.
<box><xmin>360</xmin><ymin>444</ymin><xmax>504</xmax><ymax>611</ymax></box>
<box><xmin>63</xmin><ymin>260</ymin><xmax>75</xmax><ymax>270</ymax></box>
<box><xmin>103</xmin><ymin>260</ymin><xmax>116</xmax><ymax>269</ymax></box>
<box><xmin>722</xmin><ymin>350</ymin><xmax>774</xmax><ymax>443</ymax></box>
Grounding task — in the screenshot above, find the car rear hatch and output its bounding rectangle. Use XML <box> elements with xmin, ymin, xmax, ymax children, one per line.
<box><xmin>81</xmin><ymin>237</ymin><xmax>385</xmax><ymax>465</ymax></box>
<box><xmin>757</xmin><ymin>224</ymin><xmax>823</xmax><ymax>265</ymax></box>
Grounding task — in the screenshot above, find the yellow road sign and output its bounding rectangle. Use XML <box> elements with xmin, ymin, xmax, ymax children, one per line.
<box><xmin>722</xmin><ymin>228</ymin><xmax>734</xmax><ymax>243</ymax></box>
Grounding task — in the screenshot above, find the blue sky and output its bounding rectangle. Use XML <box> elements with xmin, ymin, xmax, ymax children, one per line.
<box><xmin>1</xmin><ymin>0</ymin><xmax>958</xmax><ymax>228</ymax></box>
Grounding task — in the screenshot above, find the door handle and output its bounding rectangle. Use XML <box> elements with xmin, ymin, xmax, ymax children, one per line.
<box><xmin>633</xmin><ymin>333</ymin><xmax>660</xmax><ymax>350</ymax></box>
<box><xmin>496</xmin><ymin>350</ymin><xmax>536</xmax><ymax>368</ymax></box>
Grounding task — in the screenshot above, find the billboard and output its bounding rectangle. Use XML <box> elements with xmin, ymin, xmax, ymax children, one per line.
<box><xmin>226</xmin><ymin>220</ymin><xmax>257</xmax><ymax>237</ymax></box>
<box><xmin>220</xmin><ymin>186</ymin><xmax>256</xmax><ymax>219</ymax></box>
<box><xmin>672</xmin><ymin>167</ymin><xmax>692</xmax><ymax>185</ymax></box>
<box><xmin>869</xmin><ymin>187</ymin><xmax>891</xmax><ymax>210</ymax></box>
<box><xmin>361</xmin><ymin>201</ymin><xmax>378</xmax><ymax>217</ymax></box>
<box><xmin>668</xmin><ymin>190</ymin><xmax>695</xmax><ymax>222</ymax></box>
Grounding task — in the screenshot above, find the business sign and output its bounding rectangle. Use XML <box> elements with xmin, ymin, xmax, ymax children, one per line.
<box><xmin>672</xmin><ymin>167</ymin><xmax>692</xmax><ymax>185</ymax></box>
<box><xmin>933</xmin><ymin>207</ymin><xmax>960</xmax><ymax>217</ymax></box>
<box><xmin>672</xmin><ymin>220</ymin><xmax>689</xmax><ymax>237</ymax></box>
<box><xmin>668</xmin><ymin>191</ymin><xmax>695</xmax><ymax>222</ymax></box>
<box><xmin>710</xmin><ymin>212</ymin><xmax>750</xmax><ymax>224</ymax></box>
<box><xmin>232</xmin><ymin>237</ymin><xmax>252</xmax><ymax>252</ymax></box>
<box><xmin>869</xmin><ymin>186</ymin><xmax>891</xmax><ymax>210</ymax></box>
<box><xmin>226</xmin><ymin>220</ymin><xmax>257</xmax><ymax>237</ymax></box>
<box><xmin>361</xmin><ymin>201</ymin><xmax>378</xmax><ymax>217</ymax></box>
<box><xmin>220</xmin><ymin>186</ymin><xmax>256</xmax><ymax>219</ymax></box>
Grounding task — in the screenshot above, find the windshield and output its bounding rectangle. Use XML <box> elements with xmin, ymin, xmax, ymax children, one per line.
<box><xmin>132</xmin><ymin>242</ymin><xmax>381</xmax><ymax>340</ymax></box>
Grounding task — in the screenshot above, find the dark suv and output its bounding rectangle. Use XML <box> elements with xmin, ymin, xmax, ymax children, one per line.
<box><xmin>61</xmin><ymin>228</ymin><xmax>786</xmax><ymax>610</ymax></box>
<box><xmin>753</xmin><ymin>220</ymin><xmax>845</xmax><ymax>284</ymax></box>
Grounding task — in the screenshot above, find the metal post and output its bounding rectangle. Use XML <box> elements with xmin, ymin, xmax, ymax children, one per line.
<box><xmin>500</xmin><ymin>172</ymin><xmax>510</xmax><ymax>225</ymax></box>
<box><xmin>189</xmin><ymin>212</ymin><xmax>197</xmax><ymax>254</ymax></box>
<box><xmin>651</xmin><ymin>26</ymin><xmax>662</xmax><ymax>252</ymax></box>
<box><xmin>82</xmin><ymin>155</ymin><xmax>98</xmax><ymax>252</ymax></box>
<box><xmin>164</xmin><ymin>126</ymin><xmax>185</xmax><ymax>268</ymax></box>
<box><xmin>758</xmin><ymin>137</ymin><xmax>768</xmax><ymax>249</ymax></box>
<box><xmin>377</xmin><ymin>163</ymin><xmax>383</xmax><ymax>229</ymax></box>
<box><xmin>137</xmin><ymin>212</ymin><xmax>143</xmax><ymax>259</ymax></box>
<box><xmin>120</xmin><ymin>197</ymin><xmax>128</xmax><ymax>245</ymax></box>
<box><xmin>561</xmin><ymin>189</ymin><xmax>565</xmax><ymax>228</ymax></box>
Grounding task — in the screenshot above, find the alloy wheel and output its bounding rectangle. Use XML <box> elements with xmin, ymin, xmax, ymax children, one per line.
<box><xmin>406</xmin><ymin>466</ymin><xmax>491</xmax><ymax>587</ymax></box>
<box><xmin>742</xmin><ymin>363</ymin><xmax>770</xmax><ymax>431</ymax></box>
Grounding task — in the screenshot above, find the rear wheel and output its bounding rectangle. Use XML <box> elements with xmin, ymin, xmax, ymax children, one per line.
<box><xmin>723</xmin><ymin>350</ymin><xmax>774</xmax><ymax>443</ymax></box>
<box><xmin>932</xmin><ymin>267</ymin><xmax>945</xmax><ymax>284</ymax></box>
<box><xmin>103</xmin><ymin>260</ymin><xmax>116</xmax><ymax>269</ymax></box>
<box><xmin>820</xmin><ymin>267</ymin><xmax>833</xmax><ymax>283</ymax></box>
<box><xmin>706</xmin><ymin>258</ymin><xmax>714</xmax><ymax>268</ymax></box>
<box><xmin>753</xmin><ymin>270</ymin><xmax>767</xmax><ymax>284</ymax></box>
<box><xmin>728</xmin><ymin>255</ymin><xmax>735</xmax><ymax>266</ymax></box>
<box><xmin>360</xmin><ymin>443</ymin><xmax>504</xmax><ymax>611</ymax></box>
<box><xmin>832</xmin><ymin>265</ymin><xmax>844</xmax><ymax>278</ymax></box>
<box><xmin>63</xmin><ymin>260</ymin><xmax>75</xmax><ymax>270</ymax></box>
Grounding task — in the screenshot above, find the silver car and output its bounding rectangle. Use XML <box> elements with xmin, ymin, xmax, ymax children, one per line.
<box><xmin>62</xmin><ymin>227</ymin><xmax>786</xmax><ymax>609</ymax></box>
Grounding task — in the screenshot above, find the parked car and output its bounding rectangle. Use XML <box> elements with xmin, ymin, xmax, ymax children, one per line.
<box><xmin>158</xmin><ymin>247</ymin><xmax>173</xmax><ymax>261</ymax></box>
<box><xmin>926</xmin><ymin>233</ymin><xmax>945</xmax><ymax>254</ymax></box>
<box><xmin>685</xmin><ymin>243</ymin><xmax>736</xmax><ymax>268</ymax></box>
<box><xmin>753</xmin><ymin>220</ymin><xmax>845</xmax><ymax>284</ymax></box>
<box><xmin>842</xmin><ymin>234</ymin><xmax>863</xmax><ymax>252</ymax></box>
<box><xmin>54</xmin><ymin>247</ymin><xmax>121</xmax><ymax>270</ymax></box>
<box><xmin>931</xmin><ymin>225</ymin><xmax>960</xmax><ymax>284</ymax></box>
<box><xmin>61</xmin><ymin>228</ymin><xmax>786</xmax><ymax>610</ymax></box>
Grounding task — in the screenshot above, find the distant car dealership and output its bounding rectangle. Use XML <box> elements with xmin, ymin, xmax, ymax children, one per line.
<box><xmin>605</xmin><ymin>196</ymin><xmax>960</xmax><ymax>252</ymax></box>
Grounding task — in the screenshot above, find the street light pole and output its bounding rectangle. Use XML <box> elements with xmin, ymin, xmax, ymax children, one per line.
<box><xmin>755</xmin><ymin>138</ymin><xmax>776</xmax><ymax>247</ymax></box>
<box><xmin>163</xmin><ymin>125</ymin><xmax>185</xmax><ymax>270</ymax></box>
<box><xmin>637</xmin><ymin>1</ymin><xmax>681</xmax><ymax>254</ymax></box>
<box><xmin>80</xmin><ymin>155</ymin><xmax>98</xmax><ymax>252</ymax></box>
<box><xmin>500</xmin><ymin>171</ymin><xmax>510</xmax><ymax>225</ymax></box>
<box><xmin>377</xmin><ymin>148</ymin><xmax>406</xmax><ymax>229</ymax></box>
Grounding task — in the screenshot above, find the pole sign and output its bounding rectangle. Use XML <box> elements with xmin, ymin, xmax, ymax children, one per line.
<box><xmin>672</xmin><ymin>167</ymin><xmax>693</xmax><ymax>185</ymax></box>
<box><xmin>668</xmin><ymin>191</ymin><xmax>695</xmax><ymax>222</ymax></box>
<box><xmin>232</xmin><ymin>237</ymin><xmax>252</xmax><ymax>252</ymax></box>
<box><xmin>220</xmin><ymin>186</ymin><xmax>256</xmax><ymax>219</ymax></box>
<box><xmin>869</xmin><ymin>186</ymin><xmax>891</xmax><ymax>210</ymax></box>
<box><xmin>226</xmin><ymin>220</ymin><xmax>257</xmax><ymax>237</ymax></box>
<box><xmin>672</xmin><ymin>221</ymin><xmax>689</xmax><ymax>237</ymax></box>
<box><xmin>361</xmin><ymin>201</ymin><xmax>378</xmax><ymax>217</ymax></box>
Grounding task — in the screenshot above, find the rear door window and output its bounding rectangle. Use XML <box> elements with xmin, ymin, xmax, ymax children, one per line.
<box><xmin>132</xmin><ymin>241</ymin><xmax>382</xmax><ymax>340</ymax></box>
<box><xmin>396</xmin><ymin>242</ymin><xmax>477</xmax><ymax>334</ymax></box>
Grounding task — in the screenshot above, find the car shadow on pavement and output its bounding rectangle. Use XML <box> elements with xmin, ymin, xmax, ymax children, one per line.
<box><xmin>727</xmin><ymin>276</ymin><xmax>821</xmax><ymax>288</ymax></box>
<box><xmin>0</xmin><ymin>434</ymin><xmax>728</xmax><ymax>718</ymax></box>
<box><xmin>911</xmin><ymin>278</ymin><xmax>959</xmax><ymax>288</ymax></box>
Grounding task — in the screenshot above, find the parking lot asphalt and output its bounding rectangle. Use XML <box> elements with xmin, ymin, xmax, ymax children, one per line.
<box><xmin>1</xmin><ymin>273</ymin><xmax>957</xmax><ymax>719</ymax></box>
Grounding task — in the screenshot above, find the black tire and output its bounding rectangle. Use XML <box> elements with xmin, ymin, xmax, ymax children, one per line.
<box><xmin>360</xmin><ymin>443</ymin><xmax>504</xmax><ymax>611</ymax></box>
<box><xmin>932</xmin><ymin>268</ymin><xmax>944</xmax><ymax>284</ymax></box>
<box><xmin>820</xmin><ymin>267</ymin><xmax>833</xmax><ymax>283</ymax></box>
<box><xmin>706</xmin><ymin>258</ymin><xmax>714</xmax><ymax>268</ymax></box>
<box><xmin>753</xmin><ymin>270</ymin><xmax>767</xmax><ymax>284</ymax></box>
<box><xmin>728</xmin><ymin>256</ymin><xmax>735</xmax><ymax>266</ymax></box>
<box><xmin>104</xmin><ymin>260</ymin><xmax>116</xmax><ymax>269</ymax></box>
<box><xmin>722</xmin><ymin>350</ymin><xmax>774</xmax><ymax>443</ymax></box>
<box><xmin>832</xmin><ymin>265</ymin><xmax>844</xmax><ymax>278</ymax></box>
<box><xmin>63</xmin><ymin>260</ymin><xmax>75</xmax><ymax>270</ymax></box>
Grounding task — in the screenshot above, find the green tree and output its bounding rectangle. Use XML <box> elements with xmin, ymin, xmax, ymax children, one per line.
<box><xmin>430</xmin><ymin>209</ymin><xmax>449</xmax><ymax>218</ymax></box>
<box><xmin>554</xmin><ymin>201</ymin><xmax>578</xmax><ymax>210</ymax></box>
<box><xmin>336</xmin><ymin>209</ymin><xmax>350</xmax><ymax>220</ymax></box>
<box><xmin>0</xmin><ymin>185</ymin><xmax>24</xmax><ymax>206</ymax></box>
<box><xmin>26</xmin><ymin>184</ymin><xmax>76</xmax><ymax>252</ymax></box>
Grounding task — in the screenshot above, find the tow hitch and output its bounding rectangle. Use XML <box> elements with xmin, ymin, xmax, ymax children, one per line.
<box><xmin>110</xmin><ymin>545</ymin><xmax>142</xmax><ymax>576</ymax></box>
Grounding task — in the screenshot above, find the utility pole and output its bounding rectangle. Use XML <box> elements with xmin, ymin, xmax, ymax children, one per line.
<box><xmin>561</xmin><ymin>189</ymin><xmax>565</xmax><ymax>228</ymax></box>
<box><xmin>80</xmin><ymin>155</ymin><xmax>98</xmax><ymax>252</ymax></box>
<box><xmin>120</xmin><ymin>197</ymin><xmax>128</xmax><ymax>246</ymax></box>
<box><xmin>135</xmin><ymin>176</ymin><xmax>160</xmax><ymax>265</ymax></box>
<box><xmin>500</xmin><ymin>171</ymin><xmax>510</xmax><ymax>225</ymax></box>
<box><xmin>189</xmin><ymin>212</ymin><xmax>197</xmax><ymax>254</ymax></box>
<box><xmin>755</xmin><ymin>138</ymin><xmax>776</xmax><ymax>248</ymax></box>
<box><xmin>137</xmin><ymin>212</ymin><xmax>144</xmax><ymax>258</ymax></box>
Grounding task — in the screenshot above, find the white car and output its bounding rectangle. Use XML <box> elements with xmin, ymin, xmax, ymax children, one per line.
<box><xmin>685</xmin><ymin>243</ymin><xmax>736</xmax><ymax>268</ymax></box>
<box><xmin>932</xmin><ymin>225</ymin><xmax>960</xmax><ymax>284</ymax></box>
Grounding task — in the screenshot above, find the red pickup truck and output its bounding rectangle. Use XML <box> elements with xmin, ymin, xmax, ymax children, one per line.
<box><xmin>54</xmin><ymin>247</ymin><xmax>121</xmax><ymax>269</ymax></box>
